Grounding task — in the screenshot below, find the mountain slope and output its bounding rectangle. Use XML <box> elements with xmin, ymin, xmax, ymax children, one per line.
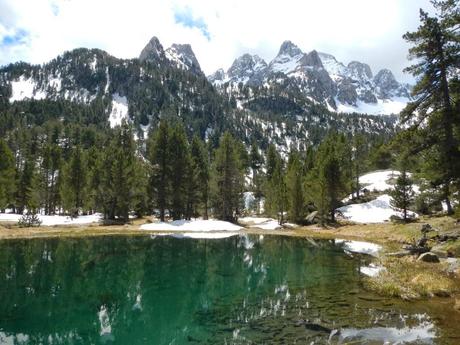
<box><xmin>0</xmin><ymin>36</ymin><xmax>399</xmax><ymax>153</ymax></box>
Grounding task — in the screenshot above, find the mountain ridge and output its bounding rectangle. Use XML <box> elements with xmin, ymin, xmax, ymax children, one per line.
<box><xmin>209</xmin><ymin>40</ymin><xmax>411</xmax><ymax>115</ymax></box>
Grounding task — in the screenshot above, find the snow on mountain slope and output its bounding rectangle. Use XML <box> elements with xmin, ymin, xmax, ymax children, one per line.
<box><xmin>336</xmin><ymin>97</ymin><xmax>409</xmax><ymax>116</ymax></box>
<box><xmin>9</xmin><ymin>76</ymin><xmax>46</xmax><ymax>102</ymax></box>
<box><xmin>109</xmin><ymin>93</ymin><xmax>129</xmax><ymax>128</ymax></box>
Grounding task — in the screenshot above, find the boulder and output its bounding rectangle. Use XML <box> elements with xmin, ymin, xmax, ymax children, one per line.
<box><xmin>417</xmin><ymin>252</ymin><xmax>440</xmax><ymax>263</ymax></box>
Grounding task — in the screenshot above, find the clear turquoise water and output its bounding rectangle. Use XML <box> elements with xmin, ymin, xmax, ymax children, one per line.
<box><xmin>0</xmin><ymin>235</ymin><xmax>456</xmax><ymax>344</ymax></box>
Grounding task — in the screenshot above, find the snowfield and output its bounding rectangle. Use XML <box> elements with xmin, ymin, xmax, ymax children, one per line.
<box><xmin>338</xmin><ymin>194</ymin><xmax>417</xmax><ymax>223</ymax></box>
<box><xmin>140</xmin><ymin>219</ymin><xmax>243</xmax><ymax>232</ymax></box>
<box><xmin>109</xmin><ymin>93</ymin><xmax>129</xmax><ymax>128</ymax></box>
<box><xmin>360</xmin><ymin>170</ymin><xmax>399</xmax><ymax>192</ymax></box>
<box><xmin>336</xmin><ymin>97</ymin><xmax>409</xmax><ymax>116</ymax></box>
<box><xmin>0</xmin><ymin>213</ymin><xmax>102</xmax><ymax>226</ymax></box>
<box><xmin>239</xmin><ymin>217</ymin><xmax>283</xmax><ymax>230</ymax></box>
<box><xmin>339</xmin><ymin>169</ymin><xmax>420</xmax><ymax>223</ymax></box>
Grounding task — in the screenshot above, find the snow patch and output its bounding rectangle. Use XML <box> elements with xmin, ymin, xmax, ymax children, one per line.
<box><xmin>9</xmin><ymin>76</ymin><xmax>46</xmax><ymax>103</ymax></box>
<box><xmin>109</xmin><ymin>93</ymin><xmax>128</xmax><ymax>128</ymax></box>
<box><xmin>0</xmin><ymin>213</ymin><xmax>102</xmax><ymax>226</ymax></box>
<box><xmin>336</xmin><ymin>97</ymin><xmax>409</xmax><ymax>116</ymax></box>
<box><xmin>338</xmin><ymin>194</ymin><xmax>417</xmax><ymax>223</ymax></box>
<box><xmin>360</xmin><ymin>170</ymin><xmax>399</xmax><ymax>192</ymax></box>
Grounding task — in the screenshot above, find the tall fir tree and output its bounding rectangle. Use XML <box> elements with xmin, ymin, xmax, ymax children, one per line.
<box><xmin>168</xmin><ymin>123</ymin><xmax>190</xmax><ymax>220</ymax></box>
<box><xmin>61</xmin><ymin>145</ymin><xmax>86</xmax><ymax>215</ymax></box>
<box><xmin>210</xmin><ymin>132</ymin><xmax>244</xmax><ymax>222</ymax></box>
<box><xmin>0</xmin><ymin>139</ymin><xmax>15</xmax><ymax>211</ymax></box>
<box><xmin>402</xmin><ymin>0</ymin><xmax>460</xmax><ymax>214</ymax></box>
<box><xmin>190</xmin><ymin>135</ymin><xmax>210</xmax><ymax>219</ymax></box>
<box><xmin>147</xmin><ymin>121</ymin><xmax>171</xmax><ymax>222</ymax></box>
<box><xmin>286</xmin><ymin>149</ymin><xmax>305</xmax><ymax>224</ymax></box>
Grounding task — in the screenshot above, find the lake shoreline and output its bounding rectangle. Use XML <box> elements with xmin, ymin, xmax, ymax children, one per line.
<box><xmin>1</xmin><ymin>215</ymin><xmax>459</xmax><ymax>304</ymax></box>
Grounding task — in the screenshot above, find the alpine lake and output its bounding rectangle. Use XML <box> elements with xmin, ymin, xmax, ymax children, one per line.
<box><xmin>0</xmin><ymin>234</ymin><xmax>459</xmax><ymax>344</ymax></box>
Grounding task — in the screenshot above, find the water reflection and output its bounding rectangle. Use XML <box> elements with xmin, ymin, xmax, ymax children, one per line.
<box><xmin>0</xmin><ymin>235</ymin><xmax>450</xmax><ymax>344</ymax></box>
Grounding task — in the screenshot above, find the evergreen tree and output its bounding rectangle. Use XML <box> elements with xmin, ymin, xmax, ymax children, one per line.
<box><xmin>286</xmin><ymin>149</ymin><xmax>305</xmax><ymax>224</ymax></box>
<box><xmin>264</xmin><ymin>148</ymin><xmax>287</xmax><ymax>224</ymax></box>
<box><xmin>249</xmin><ymin>141</ymin><xmax>264</xmax><ymax>214</ymax></box>
<box><xmin>351</xmin><ymin>134</ymin><xmax>368</xmax><ymax>199</ymax></box>
<box><xmin>16</xmin><ymin>157</ymin><xmax>39</xmax><ymax>214</ymax></box>
<box><xmin>312</xmin><ymin>134</ymin><xmax>347</xmax><ymax>224</ymax></box>
<box><xmin>147</xmin><ymin>121</ymin><xmax>171</xmax><ymax>222</ymax></box>
<box><xmin>402</xmin><ymin>1</ymin><xmax>460</xmax><ymax>214</ymax></box>
<box><xmin>210</xmin><ymin>132</ymin><xmax>244</xmax><ymax>222</ymax></box>
<box><xmin>110</xmin><ymin>123</ymin><xmax>137</xmax><ymax>221</ymax></box>
<box><xmin>190</xmin><ymin>136</ymin><xmax>210</xmax><ymax>219</ymax></box>
<box><xmin>390</xmin><ymin>167</ymin><xmax>415</xmax><ymax>222</ymax></box>
<box><xmin>168</xmin><ymin>123</ymin><xmax>189</xmax><ymax>220</ymax></box>
<box><xmin>0</xmin><ymin>139</ymin><xmax>15</xmax><ymax>211</ymax></box>
<box><xmin>61</xmin><ymin>145</ymin><xmax>86</xmax><ymax>216</ymax></box>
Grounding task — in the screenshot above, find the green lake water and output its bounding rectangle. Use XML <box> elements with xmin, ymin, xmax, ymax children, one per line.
<box><xmin>0</xmin><ymin>234</ymin><xmax>458</xmax><ymax>344</ymax></box>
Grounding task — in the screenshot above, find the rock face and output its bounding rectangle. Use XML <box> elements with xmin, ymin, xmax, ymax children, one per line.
<box><xmin>139</xmin><ymin>36</ymin><xmax>166</xmax><ymax>63</ymax></box>
<box><xmin>208</xmin><ymin>41</ymin><xmax>412</xmax><ymax>115</ymax></box>
<box><xmin>165</xmin><ymin>44</ymin><xmax>202</xmax><ymax>75</ymax></box>
<box><xmin>417</xmin><ymin>252</ymin><xmax>440</xmax><ymax>263</ymax></box>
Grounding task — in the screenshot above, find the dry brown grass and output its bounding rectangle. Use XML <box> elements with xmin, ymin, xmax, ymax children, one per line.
<box><xmin>364</xmin><ymin>256</ymin><xmax>459</xmax><ymax>299</ymax></box>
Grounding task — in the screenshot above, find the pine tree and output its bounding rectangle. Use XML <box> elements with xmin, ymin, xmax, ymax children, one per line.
<box><xmin>313</xmin><ymin>134</ymin><xmax>347</xmax><ymax>224</ymax></box>
<box><xmin>264</xmin><ymin>148</ymin><xmax>287</xmax><ymax>225</ymax></box>
<box><xmin>61</xmin><ymin>145</ymin><xmax>86</xmax><ymax>216</ymax></box>
<box><xmin>287</xmin><ymin>149</ymin><xmax>305</xmax><ymax>224</ymax></box>
<box><xmin>210</xmin><ymin>132</ymin><xmax>244</xmax><ymax>222</ymax></box>
<box><xmin>402</xmin><ymin>1</ymin><xmax>460</xmax><ymax>214</ymax></box>
<box><xmin>168</xmin><ymin>123</ymin><xmax>189</xmax><ymax>220</ymax></box>
<box><xmin>351</xmin><ymin>134</ymin><xmax>368</xmax><ymax>199</ymax></box>
<box><xmin>147</xmin><ymin>121</ymin><xmax>171</xmax><ymax>222</ymax></box>
<box><xmin>190</xmin><ymin>136</ymin><xmax>210</xmax><ymax>219</ymax></box>
<box><xmin>390</xmin><ymin>168</ymin><xmax>415</xmax><ymax>222</ymax></box>
<box><xmin>16</xmin><ymin>157</ymin><xmax>39</xmax><ymax>214</ymax></box>
<box><xmin>0</xmin><ymin>139</ymin><xmax>15</xmax><ymax>211</ymax></box>
<box><xmin>110</xmin><ymin>123</ymin><xmax>137</xmax><ymax>221</ymax></box>
<box><xmin>249</xmin><ymin>141</ymin><xmax>264</xmax><ymax>213</ymax></box>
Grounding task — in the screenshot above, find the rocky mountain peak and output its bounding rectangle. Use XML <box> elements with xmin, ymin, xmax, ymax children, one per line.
<box><xmin>299</xmin><ymin>50</ymin><xmax>324</xmax><ymax>69</ymax></box>
<box><xmin>165</xmin><ymin>43</ymin><xmax>202</xmax><ymax>75</ymax></box>
<box><xmin>347</xmin><ymin>61</ymin><xmax>373</xmax><ymax>80</ymax></box>
<box><xmin>139</xmin><ymin>36</ymin><xmax>166</xmax><ymax>62</ymax></box>
<box><xmin>374</xmin><ymin>69</ymin><xmax>398</xmax><ymax>88</ymax></box>
<box><xmin>208</xmin><ymin>68</ymin><xmax>226</xmax><ymax>83</ymax></box>
<box><xmin>226</xmin><ymin>54</ymin><xmax>267</xmax><ymax>83</ymax></box>
<box><xmin>277</xmin><ymin>40</ymin><xmax>303</xmax><ymax>57</ymax></box>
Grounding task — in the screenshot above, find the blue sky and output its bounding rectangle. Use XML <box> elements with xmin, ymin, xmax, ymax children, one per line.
<box><xmin>174</xmin><ymin>7</ymin><xmax>210</xmax><ymax>40</ymax></box>
<box><xmin>0</xmin><ymin>0</ymin><xmax>434</xmax><ymax>82</ymax></box>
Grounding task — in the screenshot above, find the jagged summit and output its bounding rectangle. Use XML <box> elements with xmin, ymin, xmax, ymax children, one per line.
<box><xmin>278</xmin><ymin>40</ymin><xmax>303</xmax><ymax>57</ymax></box>
<box><xmin>139</xmin><ymin>36</ymin><xmax>166</xmax><ymax>62</ymax></box>
<box><xmin>165</xmin><ymin>43</ymin><xmax>202</xmax><ymax>75</ymax></box>
<box><xmin>208</xmin><ymin>41</ymin><xmax>411</xmax><ymax>115</ymax></box>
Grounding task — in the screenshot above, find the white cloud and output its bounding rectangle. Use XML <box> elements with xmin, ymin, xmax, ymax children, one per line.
<box><xmin>0</xmin><ymin>0</ymin><xmax>433</xmax><ymax>83</ymax></box>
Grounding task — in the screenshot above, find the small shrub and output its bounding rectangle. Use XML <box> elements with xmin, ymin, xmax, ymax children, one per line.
<box><xmin>18</xmin><ymin>212</ymin><xmax>42</xmax><ymax>228</ymax></box>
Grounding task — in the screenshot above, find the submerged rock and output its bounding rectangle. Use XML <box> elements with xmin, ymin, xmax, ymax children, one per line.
<box><xmin>417</xmin><ymin>252</ymin><xmax>440</xmax><ymax>263</ymax></box>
